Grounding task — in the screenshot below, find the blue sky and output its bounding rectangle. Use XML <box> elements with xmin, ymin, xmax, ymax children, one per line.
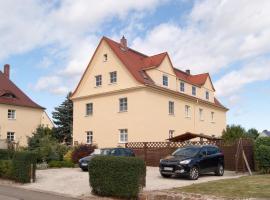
<box><xmin>1</xmin><ymin>0</ymin><xmax>270</xmax><ymax>132</ymax></box>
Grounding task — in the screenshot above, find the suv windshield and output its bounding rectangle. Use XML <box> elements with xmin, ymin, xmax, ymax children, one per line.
<box><xmin>172</xmin><ymin>147</ymin><xmax>200</xmax><ymax>157</ymax></box>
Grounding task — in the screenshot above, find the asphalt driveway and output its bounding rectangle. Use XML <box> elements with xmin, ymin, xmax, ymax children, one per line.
<box><xmin>19</xmin><ymin>167</ymin><xmax>245</xmax><ymax>198</ymax></box>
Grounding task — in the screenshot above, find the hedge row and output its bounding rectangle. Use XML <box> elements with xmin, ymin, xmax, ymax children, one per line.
<box><xmin>48</xmin><ymin>160</ymin><xmax>74</xmax><ymax>168</ymax></box>
<box><xmin>0</xmin><ymin>150</ymin><xmax>37</xmax><ymax>183</ymax></box>
<box><xmin>0</xmin><ymin>149</ymin><xmax>15</xmax><ymax>160</ymax></box>
<box><xmin>255</xmin><ymin>137</ymin><xmax>270</xmax><ymax>173</ymax></box>
<box><xmin>89</xmin><ymin>156</ymin><xmax>146</xmax><ymax>199</ymax></box>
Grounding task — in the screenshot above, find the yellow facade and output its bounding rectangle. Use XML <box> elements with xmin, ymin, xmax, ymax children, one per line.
<box><xmin>71</xmin><ymin>38</ymin><xmax>227</xmax><ymax>148</ymax></box>
<box><xmin>0</xmin><ymin>104</ymin><xmax>54</xmax><ymax>146</ymax></box>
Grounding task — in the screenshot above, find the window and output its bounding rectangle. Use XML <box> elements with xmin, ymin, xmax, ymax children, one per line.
<box><xmin>7</xmin><ymin>132</ymin><xmax>15</xmax><ymax>142</ymax></box>
<box><xmin>103</xmin><ymin>54</ymin><xmax>108</xmax><ymax>62</ymax></box>
<box><xmin>185</xmin><ymin>105</ymin><xmax>191</xmax><ymax>118</ymax></box>
<box><xmin>119</xmin><ymin>98</ymin><xmax>128</xmax><ymax>112</ymax></box>
<box><xmin>163</xmin><ymin>75</ymin><xmax>168</xmax><ymax>86</ymax></box>
<box><xmin>207</xmin><ymin>147</ymin><xmax>219</xmax><ymax>155</ymax></box>
<box><xmin>169</xmin><ymin>101</ymin><xmax>174</xmax><ymax>115</ymax></box>
<box><xmin>192</xmin><ymin>86</ymin><xmax>196</xmax><ymax>96</ymax></box>
<box><xmin>8</xmin><ymin>109</ymin><xmax>16</xmax><ymax>119</ymax></box>
<box><xmin>86</xmin><ymin>103</ymin><xmax>93</xmax><ymax>116</ymax></box>
<box><xmin>211</xmin><ymin>112</ymin><xmax>215</xmax><ymax>122</ymax></box>
<box><xmin>110</xmin><ymin>71</ymin><xmax>117</xmax><ymax>83</ymax></box>
<box><xmin>95</xmin><ymin>75</ymin><xmax>102</xmax><ymax>87</ymax></box>
<box><xmin>180</xmin><ymin>82</ymin><xmax>185</xmax><ymax>92</ymax></box>
<box><xmin>86</xmin><ymin>131</ymin><xmax>93</xmax><ymax>144</ymax></box>
<box><xmin>119</xmin><ymin>129</ymin><xmax>128</xmax><ymax>143</ymax></box>
<box><xmin>206</xmin><ymin>91</ymin><xmax>209</xmax><ymax>100</ymax></box>
<box><xmin>199</xmin><ymin>108</ymin><xmax>204</xmax><ymax>121</ymax></box>
<box><xmin>169</xmin><ymin>130</ymin><xmax>174</xmax><ymax>138</ymax></box>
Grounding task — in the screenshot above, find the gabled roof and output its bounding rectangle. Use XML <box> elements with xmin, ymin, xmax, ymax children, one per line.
<box><xmin>72</xmin><ymin>36</ymin><xmax>226</xmax><ymax>110</ymax></box>
<box><xmin>0</xmin><ymin>71</ymin><xmax>44</xmax><ymax>109</ymax></box>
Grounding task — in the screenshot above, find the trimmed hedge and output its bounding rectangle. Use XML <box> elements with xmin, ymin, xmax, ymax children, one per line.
<box><xmin>0</xmin><ymin>160</ymin><xmax>13</xmax><ymax>178</ymax></box>
<box><xmin>48</xmin><ymin>160</ymin><xmax>74</xmax><ymax>168</ymax></box>
<box><xmin>12</xmin><ymin>152</ymin><xmax>37</xmax><ymax>183</ymax></box>
<box><xmin>89</xmin><ymin>156</ymin><xmax>146</xmax><ymax>199</ymax></box>
<box><xmin>0</xmin><ymin>149</ymin><xmax>14</xmax><ymax>160</ymax></box>
<box><xmin>255</xmin><ymin>137</ymin><xmax>270</xmax><ymax>173</ymax></box>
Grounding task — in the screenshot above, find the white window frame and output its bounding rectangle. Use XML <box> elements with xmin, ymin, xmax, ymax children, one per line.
<box><xmin>206</xmin><ymin>91</ymin><xmax>209</xmax><ymax>100</ymax></box>
<box><xmin>86</xmin><ymin>131</ymin><xmax>93</xmax><ymax>144</ymax></box>
<box><xmin>169</xmin><ymin>101</ymin><xmax>174</xmax><ymax>115</ymax></box>
<box><xmin>169</xmin><ymin>130</ymin><xmax>174</xmax><ymax>139</ymax></box>
<box><xmin>119</xmin><ymin>97</ymin><xmax>128</xmax><ymax>112</ymax></box>
<box><xmin>86</xmin><ymin>103</ymin><xmax>93</xmax><ymax>116</ymax></box>
<box><xmin>163</xmin><ymin>75</ymin><xmax>168</xmax><ymax>86</ymax></box>
<box><xmin>185</xmin><ymin>105</ymin><xmax>191</xmax><ymax>118</ymax></box>
<box><xmin>95</xmin><ymin>75</ymin><xmax>102</xmax><ymax>87</ymax></box>
<box><xmin>199</xmin><ymin>108</ymin><xmax>204</xmax><ymax>121</ymax></box>
<box><xmin>8</xmin><ymin>109</ymin><xmax>16</xmax><ymax>120</ymax></box>
<box><xmin>192</xmin><ymin>86</ymin><xmax>196</xmax><ymax>96</ymax></box>
<box><xmin>7</xmin><ymin>132</ymin><xmax>15</xmax><ymax>142</ymax></box>
<box><xmin>119</xmin><ymin>129</ymin><xmax>128</xmax><ymax>143</ymax></box>
<box><xmin>180</xmin><ymin>81</ymin><xmax>185</xmax><ymax>92</ymax></box>
<box><xmin>211</xmin><ymin>112</ymin><xmax>215</xmax><ymax>123</ymax></box>
<box><xmin>110</xmin><ymin>71</ymin><xmax>117</xmax><ymax>84</ymax></box>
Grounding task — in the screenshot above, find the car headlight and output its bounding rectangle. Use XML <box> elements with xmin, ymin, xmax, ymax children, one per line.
<box><xmin>179</xmin><ymin>159</ymin><xmax>191</xmax><ymax>165</ymax></box>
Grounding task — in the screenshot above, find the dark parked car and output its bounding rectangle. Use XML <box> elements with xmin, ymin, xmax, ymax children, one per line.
<box><xmin>159</xmin><ymin>145</ymin><xmax>224</xmax><ymax>180</ymax></box>
<box><xmin>79</xmin><ymin>147</ymin><xmax>135</xmax><ymax>171</ymax></box>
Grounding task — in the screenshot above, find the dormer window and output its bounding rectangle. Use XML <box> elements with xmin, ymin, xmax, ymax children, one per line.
<box><xmin>103</xmin><ymin>54</ymin><xmax>108</xmax><ymax>62</ymax></box>
<box><xmin>192</xmin><ymin>86</ymin><xmax>196</xmax><ymax>96</ymax></box>
<box><xmin>206</xmin><ymin>91</ymin><xmax>209</xmax><ymax>100</ymax></box>
<box><xmin>1</xmin><ymin>92</ymin><xmax>16</xmax><ymax>99</ymax></box>
<box><xmin>163</xmin><ymin>75</ymin><xmax>168</xmax><ymax>86</ymax></box>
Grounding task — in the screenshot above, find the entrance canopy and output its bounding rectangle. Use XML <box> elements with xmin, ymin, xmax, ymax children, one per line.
<box><xmin>168</xmin><ymin>132</ymin><xmax>222</xmax><ymax>142</ymax></box>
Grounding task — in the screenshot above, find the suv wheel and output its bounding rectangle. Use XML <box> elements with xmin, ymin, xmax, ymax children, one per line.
<box><xmin>215</xmin><ymin>164</ymin><xmax>224</xmax><ymax>176</ymax></box>
<box><xmin>160</xmin><ymin>173</ymin><xmax>171</xmax><ymax>178</ymax></box>
<box><xmin>189</xmin><ymin>166</ymin><xmax>199</xmax><ymax>180</ymax></box>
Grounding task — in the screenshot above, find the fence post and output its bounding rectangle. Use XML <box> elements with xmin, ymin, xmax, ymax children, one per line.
<box><xmin>143</xmin><ymin>142</ymin><xmax>147</xmax><ymax>165</ymax></box>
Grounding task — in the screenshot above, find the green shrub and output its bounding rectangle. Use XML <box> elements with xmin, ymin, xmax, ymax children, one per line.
<box><xmin>0</xmin><ymin>149</ymin><xmax>14</xmax><ymax>160</ymax></box>
<box><xmin>255</xmin><ymin>137</ymin><xmax>270</xmax><ymax>173</ymax></box>
<box><xmin>48</xmin><ymin>160</ymin><xmax>74</xmax><ymax>168</ymax></box>
<box><xmin>0</xmin><ymin>160</ymin><xmax>13</xmax><ymax>178</ymax></box>
<box><xmin>72</xmin><ymin>144</ymin><xmax>97</xmax><ymax>163</ymax></box>
<box><xmin>89</xmin><ymin>156</ymin><xmax>146</xmax><ymax>199</ymax></box>
<box><xmin>12</xmin><ymin>152</ymin><xmax>37</xmax><ymax>183</ymax></box>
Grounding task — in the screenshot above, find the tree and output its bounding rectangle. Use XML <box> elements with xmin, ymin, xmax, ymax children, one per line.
<box><xmin>221</xmin><ymin>124</ymin><xmax>247</xmax><ymax>144</ymax></box>
<box><xmin>52</xmin><ymin>92</ymin><xmax>73</xmax><ymax>144</ymax></box>
<box><xmin>28</xmin><ymin>126</ymin><xmax>69</xmax><ymax>163</ymax></box>
<box><xmin>246</xmin><ymin>128</ymin><xmax>259</xmax><ymax>140</ymax></box>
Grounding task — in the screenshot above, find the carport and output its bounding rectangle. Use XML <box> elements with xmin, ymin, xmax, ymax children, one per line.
<box><xmin>167</xmin><ymin>132</ymin><xmax>222</xmax><ymax>143</ymax></box>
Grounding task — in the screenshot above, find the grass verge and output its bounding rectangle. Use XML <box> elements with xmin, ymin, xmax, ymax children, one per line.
<box><xmin>173</xmin><ymin>175</ymin><xmax>270</xmax><ymax>199</ymax></box>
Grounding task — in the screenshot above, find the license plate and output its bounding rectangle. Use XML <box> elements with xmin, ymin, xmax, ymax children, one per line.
<box><xmin>81</xmin><ymin>163</ymin><xmax>88</xmax><ymax>166</ymax></box>
<box><xmin>164</xmin><ymin>167</ymin><xmax>173</xmax><ymax>171</ymax></box>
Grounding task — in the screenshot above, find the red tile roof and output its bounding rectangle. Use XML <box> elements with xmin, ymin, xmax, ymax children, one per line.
<box><xmin>0</xmin><ymin>71</ymin><xmax>44</xmax><ymax>109</ymax></box>
<box><xmin>72</xmin><ymin>36</ymin><xmax>227</xmax><ymax>110</ymax></box>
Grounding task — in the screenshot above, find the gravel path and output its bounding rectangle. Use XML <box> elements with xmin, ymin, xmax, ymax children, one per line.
<box><xmin>18</xmin><ymin>167</ymin><xmax>245</xmax><ymax>198</ymax></box>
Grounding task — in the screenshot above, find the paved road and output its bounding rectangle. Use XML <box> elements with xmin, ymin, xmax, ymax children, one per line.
<box><xmin>0</xmin><ymin>185</ymin><xmax>79</xmax><ymax>200</ymax></box>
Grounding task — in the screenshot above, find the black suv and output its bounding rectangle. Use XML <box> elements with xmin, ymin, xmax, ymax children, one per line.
<box><xmin>79</xmin><ymin>148</ymin><xmax>135</xmax><ymax>171</ymax></box>
<box><xmin>159</xmin><ymin>145</ymin><xmax>224</xmax><ymax>180</ymax></box>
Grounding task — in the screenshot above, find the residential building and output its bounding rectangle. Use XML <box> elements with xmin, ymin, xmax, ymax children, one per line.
<box><xmin>71</xmin><ymin>36</ymin><xmax>228</xmax><ymax>147</ymax></box>
<box><xmin>0</xmin><ymin>64</ymin><xmax>53</xmax><ymax>146</ymax></box>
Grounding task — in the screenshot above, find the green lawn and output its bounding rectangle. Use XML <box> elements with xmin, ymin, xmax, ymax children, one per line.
<box><xmin>173</xmin><ymin>175</ymin><xmax>270</xmax><ymax>199</ymax></box>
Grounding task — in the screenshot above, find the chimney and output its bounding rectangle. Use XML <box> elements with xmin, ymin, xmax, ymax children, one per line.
<box><xmin>4</xmin><ymin>64</ymin><xmax>10</xmax><ymax>79</ymax></box>
<box><xmin>120</xmin><ymin>36</ymin><xmax>127</xmax><ymax>51</ymax></box>
<box><xmin>186</xmin><ymin>69</ymin><xmax>190</xmax><ymax>75</ymax></box>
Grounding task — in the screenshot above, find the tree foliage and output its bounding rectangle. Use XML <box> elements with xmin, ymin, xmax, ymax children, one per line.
<box><xmin>52</xmin><ymin>92</ymin><xmax>73</xmax><ymax>144</ymax></box>
<box><xmin>27</xmin><ymin>126</ymin><xmax>69</xmax><ymax>163</ymax></box>
<box><xmin>222</xmin><ymin>125</ymin><xmax>260</xmax><ymax>144</ymax></box>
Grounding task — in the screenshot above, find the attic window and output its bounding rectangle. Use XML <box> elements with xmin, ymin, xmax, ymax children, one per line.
<box><xmin>2</xmin><ymin>92</ymin><xmax>16</xmax><ymax>99</ymax></box>
<box><xmin>103</xmin><ymin>54</ymin><xmax>108</xmax><ymax>62</ymax></box>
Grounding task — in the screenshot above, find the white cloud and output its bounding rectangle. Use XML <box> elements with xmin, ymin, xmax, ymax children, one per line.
<box><xmin>131</xmin><ymin>0</ymin><xmax>270</xmax><ymax>102</ymax></box>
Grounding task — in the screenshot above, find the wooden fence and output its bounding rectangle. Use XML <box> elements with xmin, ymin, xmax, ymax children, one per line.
<box><xmin>126</xmin><ymin>139</ymin><xmax>254</xmax><ymax>171</ymax></box>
